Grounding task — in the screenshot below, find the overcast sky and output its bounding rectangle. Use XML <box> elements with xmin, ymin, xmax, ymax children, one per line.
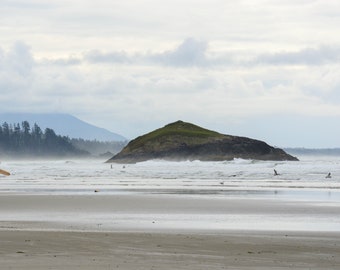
<box><xmin>1</xmin><ymin>0</ymin><xmax>340</xmax><ymax>147</ymax></box>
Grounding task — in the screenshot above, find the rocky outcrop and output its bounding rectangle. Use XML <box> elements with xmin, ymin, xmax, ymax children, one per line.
<box><xmin>107</xmin><ymin>121</ymin><xmax>298</xmax><ymax>163</ymax></box>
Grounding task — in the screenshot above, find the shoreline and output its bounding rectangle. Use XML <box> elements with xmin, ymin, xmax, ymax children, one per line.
<box><xmin>1</xmin><ymin>193</ymin><xmax>340</xmax><ymax>233</ymax></box>
<box><xmin>0</xmin><ymin>194</ymin><xmax>340</xmax><ymax>233</ymax></box>
<box><xmin>1</xmin><ymin>193</ymin><xmax>340</xmax><ymax>269</ymax></box>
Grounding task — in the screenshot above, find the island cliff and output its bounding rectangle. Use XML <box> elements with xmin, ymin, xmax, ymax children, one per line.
<box><xmin>107</xmin><ymin>121</ymin><xmax>298</xmax><ymax>163</ymax></box>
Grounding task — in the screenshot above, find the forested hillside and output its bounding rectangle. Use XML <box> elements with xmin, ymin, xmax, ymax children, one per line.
<box><xmin>0</xmin><ymin>121</ymin><xmax>88</xmax><ymax>157</ymax></box>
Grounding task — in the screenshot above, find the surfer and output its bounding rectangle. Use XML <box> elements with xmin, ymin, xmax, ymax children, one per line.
<box><xmin>326</xmin><ymin>172</ymin><xmax>331</xmax><ymax>179</ymax></box>
<box><xmin>274</xmin><ymin>169</ymin><xmax>279</xmax><ymax>176</ymax></box>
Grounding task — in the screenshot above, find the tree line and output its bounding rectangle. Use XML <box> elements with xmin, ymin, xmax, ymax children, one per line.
<box><xmin>70</xmin><ymin>138</ymin><xmax>126</xmax><ymax>156</ymax></box>
<box><xmin>0</xmin><ymin>121</ymin><xmax>88</xmax><ymax>157</ymax></box>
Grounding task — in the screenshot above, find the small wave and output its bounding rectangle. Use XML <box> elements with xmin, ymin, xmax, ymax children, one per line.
<box><xmin>229</xmin><ymin>158</ymin><xmax>254</xmax><ymax>164</ymax></box>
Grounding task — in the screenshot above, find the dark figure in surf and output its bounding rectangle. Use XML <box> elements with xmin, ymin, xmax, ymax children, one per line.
<box><xmin>326</xmin><ymin>172</ymin><xmax>331</xmax><ymax>178</ymax></box>
<box><xmin>274</xmin><ymin>169</ymin><xmax>279</xmax><ymax>176</ymax></box>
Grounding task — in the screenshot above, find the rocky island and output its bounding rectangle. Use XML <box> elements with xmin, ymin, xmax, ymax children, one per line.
<box><xmin>107</xmin><ymin>121</ymin><xmax>298</xmax><ymax>163</ymax></box>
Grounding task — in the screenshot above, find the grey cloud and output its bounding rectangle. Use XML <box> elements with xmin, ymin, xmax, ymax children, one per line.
<box><xmin>37</xmin><ymin>40</ymin><xmax>340</xmax><ymax>69</ymax></box>
<box><xmin>40</xmin><ymin>57</ymin><xmax>82</xmax><ymax>66</ymax></box>
<box><xmin>84</xmin><ymin>50</ymin><xmax>130</xmax><ymax>64</ymax></box>
<box><xmin>83</xmin><ymin>38</ymin><xmax>210</xmax><ymax>67</ymax></box>
<box><xmin>83</xmin><ymin>41</ymin><xmax>340</xmax><ymax>68</ymax></box>
<box><xmin>255</xmin><ymin>46</ymin><xmax>340</xmax><ymax>65</ymax></box>
<box><xmin>151</xmin><ymin>38</ymin><xmax>208</xmax><ymax>67</ymax></box>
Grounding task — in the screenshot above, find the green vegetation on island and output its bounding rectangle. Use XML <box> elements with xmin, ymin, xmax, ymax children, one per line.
<box><xmin>127</xmin><ymin>121</ymin><xmax>226</xmax><ymax>151</ymax></box>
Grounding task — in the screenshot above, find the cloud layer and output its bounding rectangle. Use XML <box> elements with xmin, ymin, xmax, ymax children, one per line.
<box><xmin>1</xmin><ymin>38</ymin><xmax>340</xmax><ymax>147</ymax></box>
<box><xmin>1</xmin><ymin>1</ymin><xmax>340</xmax><ymax>147</ymax></box>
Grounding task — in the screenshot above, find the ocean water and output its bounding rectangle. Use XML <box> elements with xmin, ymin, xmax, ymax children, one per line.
<box><xmin>1</xmin><ymin>156</ymin><xmax>340</xmax><ymax>197</ymax></box>
<box><xmin>1</xmin><ymin>156</ymin><xmax>340</xmax><ymax>232</ymax></box>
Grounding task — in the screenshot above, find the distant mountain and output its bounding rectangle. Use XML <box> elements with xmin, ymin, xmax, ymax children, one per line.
<box><xmin>107</xmin><ymin>120</ymin><xmax>298</xmax><ymax>163</ymax></box>
<box><xmin>0</xmin><ymin>113</ymin><xmax>126</xmax><ymax>141</ymax></box>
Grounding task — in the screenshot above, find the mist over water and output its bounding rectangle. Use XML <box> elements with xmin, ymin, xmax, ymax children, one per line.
<box><xmin>1</xmin><ymin>156</ymin><xmax>340</xmax><ymax>232</ymax></box>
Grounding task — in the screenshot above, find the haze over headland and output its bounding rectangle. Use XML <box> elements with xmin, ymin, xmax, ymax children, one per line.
<box><xmin>1</xmin><ymin>1</ymin><xmax>340</xmax><ymax>148</ymax></box>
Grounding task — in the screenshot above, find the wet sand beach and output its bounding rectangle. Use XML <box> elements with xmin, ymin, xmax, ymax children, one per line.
<box><xmin>0</xmin><ymin>193</ymin><xmax>340</xmax><ymax>269</ymax></box>
<box><xmin>1</xmin><ymin>230</ymin><xmax>340</xmax><ymax>269</ymax></box>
